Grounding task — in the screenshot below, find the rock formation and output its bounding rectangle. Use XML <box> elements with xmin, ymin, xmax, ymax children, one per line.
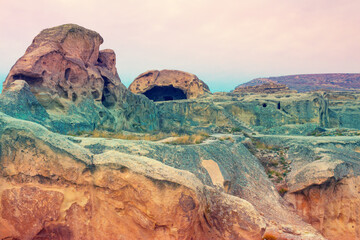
<box><xmin>0</xmin><ymin>113</ymin><xmax>268</xmax><ymax>240</ymax></box>
<box><xmin>233</xmin><ymin>82</ymin><xmax>294</xmax><ymax>94</ymax></box>
<box><xmin>256</xmin><ymin>134</ymin><xmax>360</xmax><ymax>240</ymax></box>
<box><xmin>237</xmin><ymin>73</ymin><xmax>360</xmax><ymax>92</ymax></box>
<box><xmin>2</xmin><ymin>23</ymin><xmax>360</xmax><ymax>240</ymax></box>
<box><xmin>129</xmin><ymin>70</ymin><xmax>210</xmax><ymax>101</ymax></box>
<box><xmin>2</xmin><ymin>24</ymin><xmax>158</xmax><ymax>133</ymax></box>
<box><xmin>3</xmin><ymin>24</ymin><xmax>112</xmax><ymax>101</ymax></box>
<box><xmin>157</xmin><ymin>91</ymin><xmax>331</xmax><ymax>134</ymax></box>
<box><xmin>326</xmin><ymin>91</ymin><xmax>360</xmax><ymax>129</ymax></box>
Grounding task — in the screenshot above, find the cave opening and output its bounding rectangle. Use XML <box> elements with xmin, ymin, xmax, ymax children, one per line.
<box><xmin>101</xmin><ymin>75</ymin><xmax>117</xmax><ymax>108</ymax></box>
<box><xmin>64</xmin><ymin>68</ymin><xmax>71</xmax><ymax>81</ymax></box>
<box><xmin>13</xmin><ymin>74</ymin><xmax>43</xmax><ymax>86</ymax></box>
<box><xmin>143</xmin><ymin>86</ymin><xmax>187</xmax><ymax>102</ymax></box>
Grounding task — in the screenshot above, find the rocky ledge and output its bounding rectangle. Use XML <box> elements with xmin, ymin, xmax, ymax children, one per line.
<box><xmin>233</xmin><ymin>82</ymin><xmax>294</xmax><ymax>94</ymax></box>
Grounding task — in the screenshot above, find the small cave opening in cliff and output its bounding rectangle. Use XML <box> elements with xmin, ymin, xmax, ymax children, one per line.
<box><xmin>143</xmin><ymin>86</ymin><xmax>187</xmax><ymax>102</ymax></box>
<box><xmin>101</xmin><ymin>75</ymin><xmax>117</xmax><ymax>108</ymax></box>
<box><xmin>13</xmin><ymin>74</ymin><xmax>43</xmax><ymax>87</ymax></box>
<box><xmin>64</xmin><ymin>68</ymin><xmax>71</xmax><ymax>81</ymax></box>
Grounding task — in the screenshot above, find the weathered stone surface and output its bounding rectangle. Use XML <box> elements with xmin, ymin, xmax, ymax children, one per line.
<box><xmin>0</xmin><ymin>80</ymin><xmax>50</xmax><ymax>126</ymax></box>
<box><xmin>4</xmin><ymin>24</ymin><xmax>107</xmax><ymax>99</ymax></box>
<box><xmin>129</xmin><ymin>69</ymin><xmax>211</xmax><ymax>100</ymax></box>
<box><xmin>255</xmin><ymin>134</ymin><xmax>360</xmax><ymax>239</ymax></box>
<box><xmin>76</xmin><ymin>129</ymin><xmax>324</xmax><ymax>239</ymax></box>
<box><xmin>233</xmin><ymin>81</ymin><xmax>294</xmax><ymax>94</ymax></box>
<box><xmin>1</xmin><ymin>24</ymin><xmax>159</xmax><ymax>133</ymax></box>
<box><xmin>156</xmin><ymin>92</ymin><xmax>330</xmax><ymax>134</ymax></box>
<box><xmin>0</xmin><ymin>113</ymin><xmax>271</xmax><ymax>240</ymax></box>
<box><xmin>1</xmin><ymin>187</ymin><xmax>64</xmax><ymax>239</ymax></box>
<box><xmin>326</xmin><ymin>91</ymin><xmax>360</xmax><ymax>129</ymax></box>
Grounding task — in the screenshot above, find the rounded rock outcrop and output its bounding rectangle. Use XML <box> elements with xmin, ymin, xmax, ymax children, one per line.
<box><xmin>2</xmin><ymin>24</ymin><xmax>159</xmax><ymax>133</ymax></box>
<box><xmin>129</xmin><ymin>70</ymin><xmax>210</xmax><ymax>101</ymax></box>
<box><xmin>3</xmin><ymin>24</ymin><xmax>124</xmax><ymax>106</ymax></box>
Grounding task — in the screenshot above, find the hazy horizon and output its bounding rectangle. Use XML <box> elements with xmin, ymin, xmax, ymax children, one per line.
<box><xmin>1</xmin><ymin>0</ymin><xmax>360</xmax><ymax>92</ymax></box>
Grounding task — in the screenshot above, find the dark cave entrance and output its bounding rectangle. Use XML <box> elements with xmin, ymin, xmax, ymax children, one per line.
<box><xmin>101</xmin><ymin>75</ymin><xmax>117</xmax><ymax>108</ymax></box>
<box><xmin>143</xmin><ymin>86</ymin><xmax>187</xmax><ymax>102</ymax></box>
<box><xmin>13</xmin><ymin>74</ymin><xmax>43</xmax><ymax>87</ymax></box>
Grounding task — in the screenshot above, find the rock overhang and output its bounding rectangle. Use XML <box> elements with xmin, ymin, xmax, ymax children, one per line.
<box><xmin>129</xmin><ymin>69</ymin><xmax>211</xmax><ymax>101</ymax></box>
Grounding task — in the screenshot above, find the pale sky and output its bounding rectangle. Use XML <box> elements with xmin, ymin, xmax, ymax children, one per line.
<box><xmin>1</xmin><ymin>0</ymin><xmax>360</xmax><ymax>92</ymax></box>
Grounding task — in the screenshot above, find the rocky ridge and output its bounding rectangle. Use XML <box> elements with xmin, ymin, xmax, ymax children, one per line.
<box><xmin>238</xmin><ymin>73</ymin><xmax>360</xmax><ymax>92</ymax></box>
<box><xmin>233</xmin><ymin>82</ymin><xmax>294</xmax><ymax>94</ymax></box>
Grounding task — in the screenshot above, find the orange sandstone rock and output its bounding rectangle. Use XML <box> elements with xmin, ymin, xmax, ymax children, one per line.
<box><xmin>129</xmin><ymin>69</ymin><xmax>210</xmax><ymax>101</ymax></box>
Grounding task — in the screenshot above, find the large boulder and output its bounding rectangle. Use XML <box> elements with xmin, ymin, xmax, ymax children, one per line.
<box><xmin>3</xmin><ymin>24</ymin><xmax>113</xmax><ymax>101</ymax></box>
<box><xmin>2</xmin><ymin>24</ymin><xmax>159</xmax><ymax>133</ymax></box>
<box><xmin>129</xmin><ymin>70</ymin><xmax>211</xmax><ymax>101</ymax></box>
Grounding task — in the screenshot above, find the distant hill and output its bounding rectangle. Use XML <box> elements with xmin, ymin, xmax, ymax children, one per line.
<box><xmin>236</xmin><ymin>73</ymin><xmax>360</xmax><ymax>92</ymax></box>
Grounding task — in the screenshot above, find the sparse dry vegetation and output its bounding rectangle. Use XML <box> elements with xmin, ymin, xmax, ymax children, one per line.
<box><xmin>219</xmin><ymin>136</ymin><xmax>235</xmax><ymax>142</ymax></box>
<box><xmin>69</xmin><ymin>129</ymin><xmax>210</xmax><ymax>144</ymax></box>
<box><xmin>243</xmin><ymin>136</ymin><xmax>291</xmax><ymax>196</ymax></box>
<box><xmin>308</xmin><ymin>128</ymin><xmax>360</xmax><ymax>137</ymax></box>
<box><xmin>89</xmin><ymin>129</ymin><xmax>167</xmax><ymax>141</ymax></box>
<box><xmin>167</xmin><ymin>131</ymin><xmax>210</xmax><ymax>145</ymax></box>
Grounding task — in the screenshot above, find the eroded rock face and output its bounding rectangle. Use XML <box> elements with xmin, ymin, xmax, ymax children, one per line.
<box><xmin>256</xmin><ymin>134</ymin><xmax>360</xmax><ymax>239</ymax></box>
<box><xmin>287</xmin><ymin>177</ymin><xmax>360</xmax><ymax>240</ymax></box>
<box><xmin>129</xmin><ymin>70</ymin><xmax>211</xmax><ymax>101</ymax></box>
<box><xmin>233</xmin><ymin>82</ymin><xmax>294</xmax><ymax>94</ymax></box>
<box><xmin>0</xmin><ymin>80</ymin><xmax>49</xmax><ymax>125</ymax></box>
<box><xmin>1</xmin><ymin>187</ymin><xmax>64</xmax><ymax>238</ymax></box>
<box><xmin>3</xmin><ymin>24</ymin><xmax>113</xmax><ymax>102</ymax></box>
<box><xmin>2</xmin><ymin>24</ymin><xmax>159</xmax><ymax>133</ymax></box>
<box><xmin>326</xmin><ymin>91</ymin><xmax>360</xmax><ymax>129</ymax></box>
<box><xmin>156</xmin><ymin>92</ymin><xmax>330</xmax><ymax>134</ymax></box>
<box><xmin>0</xmin><ymin>113</ymin><xmax>267</xmax><ymax>240</ymax></box>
